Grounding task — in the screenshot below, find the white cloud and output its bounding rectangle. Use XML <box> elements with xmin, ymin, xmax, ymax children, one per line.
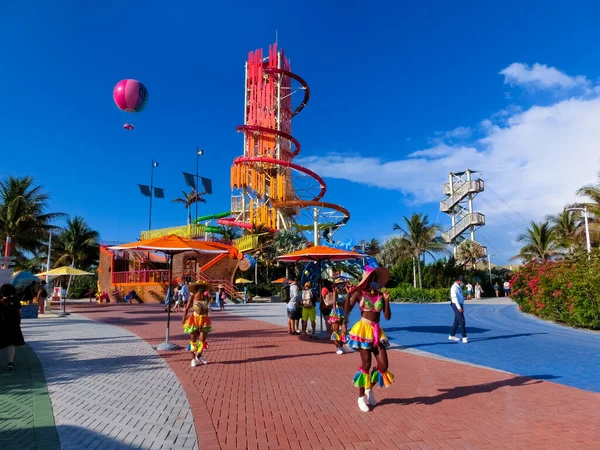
<box><xmin>297</xmin><ymin>93</ymin><xmax>600</xmax><ymax>234</ymax></box>
<box><xmin>500</xmin><ymin>62</ymin><xmax>589</xmax><ymax>91</ymax></box>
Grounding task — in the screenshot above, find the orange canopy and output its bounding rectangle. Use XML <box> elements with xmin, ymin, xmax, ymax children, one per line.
<box><xmin>276</xmin><ymin>245</ymin><xmax>363</xmax><ymax>263</ymax></box>
<box><xmin>108</xmin><ymin>234</ymin><xmax>229</xmax><ymax>255</ymax></box>
<box><xmin>271</xmin><ymin>277</ymin><xmax>292</xmax><ymax>284</ymax></box>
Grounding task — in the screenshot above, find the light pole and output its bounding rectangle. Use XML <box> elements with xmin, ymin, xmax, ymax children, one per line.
<box><xmin>195</xmin><ymin>148</ymin><xmax>205</xmax><ymax>224</ymax></box>
<box><xmin>486</xmin><ymin>253</ymin><xmax>495</xmax><ymax>288</ymax></box>
<box><xmin>149</xmin><ymin>160</ymin><xmax>158</xmax><ymax>230</ymax></box>
<box><xmin>566</xmin><ymin>207</ymin><xmax>591</xmax><ymax>255</ymax></box>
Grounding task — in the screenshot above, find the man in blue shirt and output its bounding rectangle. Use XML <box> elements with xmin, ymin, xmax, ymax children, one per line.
<box><xmin>449</xmin><ymin>275</ymin><xmax>468</xmax><ymax>343</ymax></box>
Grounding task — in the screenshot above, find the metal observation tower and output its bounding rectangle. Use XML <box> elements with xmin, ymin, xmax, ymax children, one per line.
<box><xmin>225</xmin><ymin>43</ymin><xmax>349</xmax><ymax>244</ymax></box>
<box><xmin>440</xmin><ymin>169</ymin><xmax>486</xmax><ymax>256</ymax></box>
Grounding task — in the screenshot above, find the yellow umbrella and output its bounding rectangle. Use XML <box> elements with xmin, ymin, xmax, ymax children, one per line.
<box><xmin>235</xmin><ymin>278</ymin><xmax>253</xmax><ymax>284</ymax></box>
<box><xmin>37</xmin><ymin>267</ymin><xmax>94</xmax><ymax>276</ymax></box>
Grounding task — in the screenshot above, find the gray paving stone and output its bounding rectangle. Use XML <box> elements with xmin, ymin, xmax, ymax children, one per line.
<box><xmin>22</xmin><ymin>315</ymin><xmax>198</xmax><ymax>450</ymax></box>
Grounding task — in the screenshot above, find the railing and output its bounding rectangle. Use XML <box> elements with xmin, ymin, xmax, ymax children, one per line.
<box><xmin>140</xmin><ymin>224</ymin><xmax>207</xmax><ymax>240</ymax></box>
<box><xmin>440</xmin><ymin>180</ymin><xmax>485</xmax><ymax>212</ymax></box>
<box><xmin>112</xmin><ymin>270</ymin><xmax>170</xmax><ymax>285</ymax></box>
<box><xmin>442</xmin><ymin>212</ymin><xmax>486</xmax><ymax>243</ymax></box>
<box><xmin>195</xmin><ymin>272</ymin><xmax>239</xmax><ymax>298</ymax></box>
<box><xmin>233</xmin><ymin>235</ymin><xmax>259</xmax><ymax>252</ymax></box>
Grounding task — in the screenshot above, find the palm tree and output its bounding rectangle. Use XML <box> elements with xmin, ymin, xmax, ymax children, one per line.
<box><xmin>392</xmin><ymin>213</ymin><xmax>448</xmax><ymax>288</ymax></box>
<box><xmin>172</xmin><ymin>190</ymin><xmax>207</xmax><ymax>225</ymax></box>
<box><xmin>53</xmin><ymin>216</ymin><xmax>100</xmax><ymax>269</ymax></box>
<box><xmin>576</xmin><ymin>170</ymin><xmax>600</xmax><ymax>217</ymax></box>
<box><xmin>220</xmin><ymin>226</ymin><xmax>242</xmax><ymax>241</ymax></box>
<box><xmin>377</xmin><ymin>237</ymin><xmax>410</xmax><ymax>267</ymax></box>
<box><xmin>546</xmin><ymin>210</ymin><xmax>582</xmax><ymax>252</ymax></box>
<box><xmin>53</xmin><ymin>216</ymin><xmax>100</xmax><ymax>297</ymax></box>
<box><xmin>456</xmin><ymin>240</ymin><xmax>487</xmax><ymax>268</ymax></box>
<box><xmin>0</xmin><ymin>176</ymin><xmax>63</xmax><ymax>256</ymax></box>
<box><xmin>273</xmin><ymin>230</ymin><xmax>307</xmax><ymax>278</ymax></box>
<box><xmin>511</xmin><ymin>221</ymin><xmax>562</xmax><ymax>262</ymax></box>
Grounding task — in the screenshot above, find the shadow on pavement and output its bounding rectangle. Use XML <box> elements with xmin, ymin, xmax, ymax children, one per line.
<box><xmin>386</xmin><ymin>325</ymin><xmax>490</xmax><ymax>334</ymax></box>
<box><xmin>0</xmin><ymin>424</ymin><xmax>143</xmax><ymax>450</ymax></box>
<box><xmin>376</xmin><ymin>374</ymin><xmax>560</xmax><ymax>407</ymax></box>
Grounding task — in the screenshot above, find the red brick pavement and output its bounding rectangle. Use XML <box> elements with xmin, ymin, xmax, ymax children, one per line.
<box><xmin>73</xmin><ymin>304</ymin><xmax>600</xmax><ymax>450</ymax></box>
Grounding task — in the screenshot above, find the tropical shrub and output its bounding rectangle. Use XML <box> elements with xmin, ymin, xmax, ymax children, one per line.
<box><xmin>386</xmin><ymin>284</ymin><xmax>449</xmax><ymax>303</ymax></box>
<box><xmin>510</xmin><ymin>250</ymin><xmax>600</xmax><ymax>329</ymax></box>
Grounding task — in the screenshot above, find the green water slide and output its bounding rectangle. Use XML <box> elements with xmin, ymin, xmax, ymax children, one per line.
<box><xmin>193</xmin><ymin>211</ymin><xmax>232</xmax><ymax>234</ymax></box>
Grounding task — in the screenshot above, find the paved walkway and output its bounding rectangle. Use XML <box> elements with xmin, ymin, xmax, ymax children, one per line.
<box><xmin>21</xmin><ymin>315</ymin><xmax>198</xmax><ymax>450</ymax></box>
<box><xmin>0</xmin><ymin>344</ymin><xmax>59</xmax><ymax>450</ymax></box>
<box><xmin>227</xmin><ymin>300</ymin><xmax>600</xmax><ymax>393</ymax></box>
<box><xmin>73</xmin><ymin>303</ymin><xmax>600</xmax><ymax>450</ymax></box>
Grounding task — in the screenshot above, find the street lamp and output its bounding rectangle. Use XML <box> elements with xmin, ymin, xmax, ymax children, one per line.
<box><xmin>486</xmin><ymin>253</ymin><xmax>495</xmax><ymax>288</ymax></box>
<box><xmin>195</xmin><ymin>147</ymin><xmax>205</xmax><ymax>222</ymax></box>
<box><xmin>565</xmin><ymin>207</ymin><xmax>591</xmax><ymax>254</ymax></box>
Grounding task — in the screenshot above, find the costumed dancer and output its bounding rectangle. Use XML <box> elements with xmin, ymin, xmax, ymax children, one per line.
<box><xmin>345</xmin><ymin>267</ymin><xmax>393</xmax><ymax>412</ymax></box>
<box><xmin>328</xmin><ymin>283</ymin><xmax>348</xmax><ymax>354</ymax></box>
<box><xmin>181</xmin><ymin>283</ymin><xmax>212</xmax><ymax>367</ymax></box>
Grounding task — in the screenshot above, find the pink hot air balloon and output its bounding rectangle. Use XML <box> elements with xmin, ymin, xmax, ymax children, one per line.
<box><xmin>113</xmin><ymin>79</ymin><xmax>149</xmax><ymax>113</ymax></box>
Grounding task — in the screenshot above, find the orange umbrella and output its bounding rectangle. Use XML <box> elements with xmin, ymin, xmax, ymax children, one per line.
<box><xmin>271</xmin><ymin>277</ymin><xmax>292</xmax><ymax>284</ymax></box>
<box><xmin>108</xmin><ymin>235</ymin><xmax>229</xmax><ymax>351</ymax></box>
<box><xmin>276</xmin><ymin>245</ymin><xmax>363</xmax><ymax>263</ymax></box>
<box><xmin>276</xmin><ymin>246</ymin><xmax>362</xmax><ymax>335</ymax></box>
<box><xmin>108</xmin><ymin>234</ymin><xmax>227</xmax><ymax>254</ymax></box>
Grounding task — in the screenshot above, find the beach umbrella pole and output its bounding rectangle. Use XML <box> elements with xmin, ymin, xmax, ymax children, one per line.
<box><xmin>157</xmin><ymin>254</ymin><xmax>181</xmax><ymax>351</ymax></box>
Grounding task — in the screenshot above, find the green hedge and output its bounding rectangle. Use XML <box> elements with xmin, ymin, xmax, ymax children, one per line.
<box><xmin>510</xmin><ymin>250</ymin><xmax>600</xmax><ymax>330</ymax></box>
<box><xmin>386</xmin><ymin>284</ymin><xmax>449</xmax><ymax>303</ymax></box>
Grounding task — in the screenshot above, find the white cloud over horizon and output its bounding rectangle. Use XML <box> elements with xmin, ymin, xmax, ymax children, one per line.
<box><xmin>296</xmin><ymin>63</ymin><xmax>600</xmax><ymax>258</ymax></box>
<box><xmin>500</xmin><ymin>62</ymin><xmax>590</xmax><ymax>91</ymax></box>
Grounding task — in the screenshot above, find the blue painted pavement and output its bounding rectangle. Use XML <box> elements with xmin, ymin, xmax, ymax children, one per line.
<box><xmin>342</xmin><ymin>301</ymin><xmax>600</xmax><ymax>393</ymax></box>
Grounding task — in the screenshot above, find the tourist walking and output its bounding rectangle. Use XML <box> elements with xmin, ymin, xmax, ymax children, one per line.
<box><xmin>182</xmin><ymin>283</ymin><xmax>212</xmax><ymax>366</ymax></box>
<box><xmin>493</xmin><ymin>282</ymin><xmax>500</xmax><ymax>297</ymax></box>
<box><xmin>287</xmin><ymin>279</ymin><xmax>301</xmax><ymax>334</ymax></box>
<box><xmin>320</xmin><ymin>280</ymin><xmax>336</xmax><ymax>334</ymax></box>
<box><xmin>329</xmin><ymin>282</ymin><xmax>349</xmax><ymax>354</ymax></box>
<box><xmin>0</xmin><ymin>284</ymin><xmax>25</xmax><ymax>371</ymax></box>
<box><xmin>301</xmin><ymin>282</ymin><xmax>316</xmax><ymax>336</ymax></box>
<box><xmin>503</xmin><ymin>280</ymin><xmax>510</xmax><ymax>297</ymax></box>
<box><xmin>345</xmin><ymin>267</ymin><xmax>394</xmax><ymax>412</ymax></box>
<box><xmin>474</xmin><ymin>282</ymin><xmax>483</xmax><ymax>299</ymax></box>
<box><xmin>466</xmin><ymin>282</ymin><xmax>473</xmax><ymax>299</ymax></box>
<box><xmin>448</xmin><ymin>275</ymin><xmax>468</xmax><ymax>343</ymax></box>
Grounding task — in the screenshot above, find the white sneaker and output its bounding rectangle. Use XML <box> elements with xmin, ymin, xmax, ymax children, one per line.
<box><xmin>462</xmin><ymin>337</ymin><xmax>468</xmax><ymax>344</ymax></box>
<box><xmin>191</xmin><ymin>359</ymin><xmax>198</xmax><ymax>368</ymax></box>
<box><xmin>336</xmin><ymin>348</ymin><xmax>344</xmax><ymax>355</ymax></box>
<box><xmin>357</xmin><ymin>396</ymin><xmax>370</xmax><ymax>412</ymax></box>
<box><xmin>448</xmin><ymin>336</ymin><xmax>460</xmax><ymax>341</ymax></box>
<box><xmin>198</xmin><ymin>356</ymin><xmax>208</xmax><ymax>365</ymax></box>
<box><xmin>365</xmin><ymin>388</ymin><xmax>376</xmax><ymax>406</ymax></box>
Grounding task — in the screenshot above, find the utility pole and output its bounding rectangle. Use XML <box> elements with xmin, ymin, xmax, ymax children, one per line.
<box><xmin>149</xmin><ymin>160</ymin><xmax>158</xmax><ymax>230</ymax></box>
<box><xmin>195</xmin><ymin>148</ymin><xmax>205</xmax><ymax>223</ymax></box>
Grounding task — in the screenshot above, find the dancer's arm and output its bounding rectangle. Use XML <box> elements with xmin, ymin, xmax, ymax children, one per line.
<box><xmin>382</xmin><ymin>291</ymin><xmax>391</xmax><ymax>321</ymax></box>
<box><xmin>344</xmin><ymin>288</ymin><xmax>359</xmax><ymax>324</ymax></box>
<box><xmin>182</xmin><ymin>297</ymin><xmax>192</xmax><ymax>324</ymax></box>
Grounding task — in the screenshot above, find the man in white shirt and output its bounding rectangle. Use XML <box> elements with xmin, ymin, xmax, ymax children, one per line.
<box><xmin>449</xmin><ymin>275</ymin><xmax>468</xmax><ymax>343</ymax></box>
<box><xmin>503</xmin><ymin>281</ymin><xmax>510</xmax><ymax>297</ymax></box>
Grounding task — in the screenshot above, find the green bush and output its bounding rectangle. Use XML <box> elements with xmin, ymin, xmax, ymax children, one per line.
<box><xmin>386</xmin><ymin>285</ymin><xmax>449</xmax><ymax>303</ymax></box>
<box><xmin>510</xmin><ymin>250</ymin><xmax>600</xmax><ymax>330</ymax></box>
<box><xmin>67</xmin><ymin>273</ymin><xmax>98</xmax><ymax>298</ymax></box>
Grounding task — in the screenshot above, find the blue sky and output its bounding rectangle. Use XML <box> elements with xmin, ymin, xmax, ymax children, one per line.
<box><xmin>2</xmin><ymin>1</ymin><xmax>600</xmax><ymax>264</ymax></box>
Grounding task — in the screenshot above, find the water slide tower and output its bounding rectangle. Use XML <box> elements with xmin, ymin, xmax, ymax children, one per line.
<box><xmin>440</xmin><ymin>169</ymin><xmax>486</xmax><ymax>256</ymax></box>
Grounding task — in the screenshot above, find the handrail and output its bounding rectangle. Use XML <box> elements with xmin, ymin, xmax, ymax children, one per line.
<box><xmin>140</xmin><ymin>224</ymin><xmax>207</xmax><ymax>240</ymax></box>
<box><xmin>442</xmin><ymin>212</ymin><xmax>485</xmax><ymax>242</ymax></box>
<box><xmin>112</xmin><ymin>270</ymin><xmax>170</xmax><ymax>285</ymax></box>
<box><xmin>440</xmin><ymin>180</ymin><xmax>484</xmax><ymax>211</ymax></box>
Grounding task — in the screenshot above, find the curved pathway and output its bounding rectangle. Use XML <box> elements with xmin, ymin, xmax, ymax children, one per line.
<box><xmin>376</xmin><ymin>301</ymin><xmax>600</xmax><ymax>393</ymax></box>
<box><xmin>75</xmin><ymin>303</ymin><xmax>600</xmax><ymax>450</ymax></box>
<box><xmin>21</xmin><ymin>315</ymin><xmax>198</xmax><ymax>450</ymax></box>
